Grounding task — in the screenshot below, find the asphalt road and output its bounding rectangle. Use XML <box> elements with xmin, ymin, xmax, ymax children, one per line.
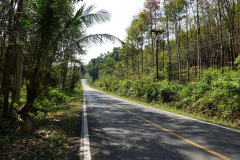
<box><xmin>82</xmin><ymin>79</ymin><xmax>240</xmax><ymax>160</ymax></box>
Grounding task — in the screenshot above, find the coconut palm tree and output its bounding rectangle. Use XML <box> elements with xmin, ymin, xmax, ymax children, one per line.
<box><xmin>16</xmin><ymin>1</ymin><xmax>122</xmax><ymax>116</ymax></box>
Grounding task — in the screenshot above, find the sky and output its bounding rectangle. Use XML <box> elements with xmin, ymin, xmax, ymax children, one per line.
<box><xmin>76</xmin><ymin>0</ymin><xmax>146</xmax><ymax>65</ymax></box>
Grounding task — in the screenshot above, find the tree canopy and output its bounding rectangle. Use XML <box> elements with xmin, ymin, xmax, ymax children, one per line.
<box><xmin>0</xmin><ymin>0</ymin><xmax>121</xmax><ymax>117</ymax></box>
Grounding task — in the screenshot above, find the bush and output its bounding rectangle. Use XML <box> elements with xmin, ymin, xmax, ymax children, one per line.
<box><xmin>129</xmin><ymin>80</ymin><xmax>143</xmax><ymax>97</ymax></box>
<box><xmin>180</xmin><ymin>85</ymin><xmax>194</xmax><ymax>97</ymax></box>
<box><xmin>201</xmin><ymin>68</ymin><xmax>220</xmax><ymax>83</ymax></box>
<box><xmin>32</xmin><ymin>99</ymin><xmax>59</xmax><ymax>114</ymax></box>
<box><xmin>142</xmin><ymin>82</ymin><xmax>158</xmax><ymax>102</ymax></box>
<box><xmin>195</xmin><ymin>97</ymin><xmax>216</xmax><ymax>111</ymax></box>
<box><xmin>48</xmin><ymin>89</ymin><xmax>69</xmax><ymax>103</ymax></box>
<box><xmin>193</xmin><ymin>82</ymin><xmax>211</xmax><ymax>95</ymax></box>
<box><xmin>158</xmin><ymin>86</ymin><xmax>176</xmax><ymax>103</ymax></box>
<box><xmin>234</xmin><ymin>56</ymin><xmax>240</xmax><ymax>70</ymax></box>
<box><xmin>31</xmin><ymin>88</ymin><xmax>70</xmax><ymax>115</ymax></box>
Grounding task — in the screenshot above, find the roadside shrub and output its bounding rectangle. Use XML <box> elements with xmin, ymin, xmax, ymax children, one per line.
<box><xmin>158</xmin><ymin>86</ymin><xmax>176</xmax><ymax>103</ymax></box>
<box><xmin>225</xmin><ymin>82</ymin><xmax>240</xmax><ymax>98</ymax></box>
<box><xmin>130</xmin><ymin>80</ymin><xmax>143</xmax><ymax>97</ymax></box>
<box><xmin>48</xmin><ymin>89</ymin><xmax>69</xmax><ymax>103</ymax></box>
<box><xmin>193</xmin><ymin>82</ymin><xmax>211</xmax><ymax>96</ymax></box>
<box><xmin>118</xmin><ymin>80</ymin><xmax>132</xmax><ymax>96</ymax></box>
<box><xmin>178</xmin><ymin>97</ymin><xmax>193</xmax><ymax>108</ymax></box>
<box><xmin>201</xmin><ymin>68</ymin><xmax>220</xmax><ymax>83</ymax></box>
<box><xmin>217</xmin><ymin>104</ymin><xmax>232</xmax><ymax>120</ymax></box>
<box><xmin>206</xmin><ymin>88</ymin><xmax>225</xmax><ymax>100</ymax></box>
<box><xmin>111</xmin><ymin>79</ymin><xmax>120</xmax><ymax>92</ymax></box>
<box><xmin>31</xmin><ymin>88</ymin><xmax>72</xmax><ymax>115</ymax></box>
<box><xmin>234</xmin><ymin>56</ymin><xmax>240</xmax><ymax>70</ymax></box>
<box><xmin>195</xmin><ymin>97</ymin><xmax>216</xmax><ymax>111</ymax></box>
<box><xmin>32</xmin><ymin>99</ymin><xmax>59</xmax><ymax>114</ymax></box>
<box><xmin>142</xmin><ymin>82</ymin><xmax>158</xmax><ymax>102</ymax></box>
<box><xmin>101</xmin><ymin>76</ymin><xmax>119</xmax><ymax>92</ymax></box>
<box><xmin>180</xmin><ymin>85</ymin><xmax>194</xmax><ymax>97</ymax></box>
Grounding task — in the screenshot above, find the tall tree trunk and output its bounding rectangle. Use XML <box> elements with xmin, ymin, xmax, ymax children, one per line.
<box><xmin>174</xmin><ymin>14</ymin><xmax>181</xmax><ymax>84</ymax></box>
<box><xmin>141</xmin><ymin>47</ymin><xmax>143</xmax><ymax>74</ymax></box>
<box><xmin>237</xmin><ymin>0</ymin><xmax>240</xmax><ymax>56</ymax></box>
<box><xmin>166</xmin><ymin>14</ymin><xmax>171</xmax><ymax>61</ymax></box>
<box><xmin>13</xmin><ymin>44</ymin><xmax>24</xmax><ymax>104</ymax></box>
<box><xmin>1</xmin><ymin>46</ymin><xmax>13</xmax><ymax>116</ymax></box>
<box><xmin>218</xmin><ymin>0</ymin><xmax>224</xmax><ymax>74</ymax></box>
<box><xmin>162</xmin><ymin>34</ymin><xmax>165</xmax><ymax>70</ymax></box>
<box><xmin>1</xmin><ymin>0</ymin><xmax>15</xmax><ymax>116</ymax></box>
<box><xmin>131</xmin><ymin>45</ymin><xmax>135</xmax><ymax>73</ymax></box>
<box><xmin>59</xmin><ymin>68</ymin><xmax>62</xmax><ymax>92</ymax></box>
<box><xmin>0</xmin><ymin>35</ymin><xmax>5</xmax><ymax>75</ymax></box>
<box><xmin>186</xmin><ymin>8</ymin><xmax>189</xmax><ymax>82</ymax></box>
<box><xmin>13</xmin><ymin>0</ymin><xmax>24</xmax><ymax>104</ymax></box>
<box><xmin>126</xmin><ymin>49</ymin><xmax>129</xmax><ymax>77</ymax></box>
<box><xmin>151</xmin><ymin>35</ymin><xmax>155</xmax><ymax>67</ymax></box>
<box><xmin>156</xmin><ymin>38</ymin><xmax>159</xmax><ymax>80</ymax></box>
<box><xmin>17</xmin><ymin>67</ymin><xmax>50</xmax><ymax>116</ymax></box>
<box><xmin>151</xmin><ymin>11</ymin><xmax>154</xmax><ymax>66</ymax></box>
<box><xmin>197</xmin><ymin>0</ymin><xmax>201</xmax><ymax>81</ymax></box>
<box><xmin>17</xmin><ymin>93</ymin><xmax>37</xmax><ymax>117</ymax></box>
<box><xmin>137</xmin><ymin>53</ymin><xmax>140</xmax><ymax>75</ymax></box>
<box><xmin>165</xmin><ymin>0</ymin><xmax>171</xmax><ymax>81</ymax></box>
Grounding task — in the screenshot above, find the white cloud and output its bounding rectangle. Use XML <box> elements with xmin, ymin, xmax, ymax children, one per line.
<box><xmin>76</xmin><ymin>0</ymin><xmax>145</xmax><ymax>65</ymax></box>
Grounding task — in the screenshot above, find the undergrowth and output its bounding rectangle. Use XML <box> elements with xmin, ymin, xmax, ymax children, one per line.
<box><xmin>90</xmin><ymin>68</ymin><xmax>240</xmax><ymax>128</ymax></box>
<box><xmin>0</xmin><ymin>82</ymin><xmax>83</xmax><ymax>160</ymax></box>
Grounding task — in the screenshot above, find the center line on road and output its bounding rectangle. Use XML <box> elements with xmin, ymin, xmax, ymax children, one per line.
<box><xmin>107</xmin><ymin>100</ymin><xmax>230</xmax><ymax>160</ymax></box>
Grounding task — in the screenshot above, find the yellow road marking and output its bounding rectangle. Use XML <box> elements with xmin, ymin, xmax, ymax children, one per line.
<box><xmin>108</xmin><ymin>100</ymin><xmax>230</xmax><ymax>160</ymax></box>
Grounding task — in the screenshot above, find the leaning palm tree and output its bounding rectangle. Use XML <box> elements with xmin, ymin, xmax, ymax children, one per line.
<box><xmin>17</xmin><ymin>1</ymin><xmax>122</xmax><ymax>116</ymax></box>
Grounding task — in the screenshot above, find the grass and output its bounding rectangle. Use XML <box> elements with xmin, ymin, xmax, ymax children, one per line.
<box><xmin>0</xmin><ymin>84</ymin><xmax>83</xmax><ymax>160</ymax></box>
<box><xmin>87</xmin><ymin>81</ymin><xmax>239</xmax><ymax>130</ymax></box>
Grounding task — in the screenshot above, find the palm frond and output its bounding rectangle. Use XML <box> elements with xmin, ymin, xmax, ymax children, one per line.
<box><xmin>77</xmin><ymin>33</ymin><xmax>124</xmax><ymax>48</ymax></box>
<box><xmin>66</xmin><ymin>4</ymin><xmax>111</xmax><ymax>30</ymax></box>
<box><xmin>48</xmin><ymin>4</ymin><xmax>114</xmax><ymax>54</ymax></box>
<box><xmin>75</xmin><ymin>9</ymin><xmax>111</xmax><ymax>29</ymax></box>
<box><xmin>57</xmin><ymin>4</ymin><xmax>111</xmax><ymax>40</ymax></box>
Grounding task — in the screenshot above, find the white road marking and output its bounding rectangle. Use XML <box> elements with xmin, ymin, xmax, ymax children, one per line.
<box><xmin>82</xmin><ymin>92</ymin><xmax>91</xmax><ymax>160</ymax></box>
<box><xmin>96</xmin><ymin>89</ymin><xmax>240</xmax><ymax>134</ymax></box>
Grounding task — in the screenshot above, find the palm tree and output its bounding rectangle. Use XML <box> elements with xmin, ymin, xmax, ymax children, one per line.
<box><xmin>17</xmin><ymin>1</ymin><xmax>122</xmax><ymax>116</ymax></box>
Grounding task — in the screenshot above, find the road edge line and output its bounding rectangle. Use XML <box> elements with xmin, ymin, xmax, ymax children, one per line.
<box><xmin>95</xmin><ymin>87</ymin><xmax>240</xmax><ymax>133</ymax></box>
<box><xmin>82</xmin><ymin>91</ymin><xmax>91</xmax><ymax>160</ymax></box>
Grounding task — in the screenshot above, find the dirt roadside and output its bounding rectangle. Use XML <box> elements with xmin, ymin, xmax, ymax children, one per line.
<box><xmin>64</xmin><ymin>105</ymin><xmax>83</xmax><ymax>160</ymax></box>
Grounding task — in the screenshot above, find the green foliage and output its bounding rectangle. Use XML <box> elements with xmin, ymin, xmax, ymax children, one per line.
<box><xmin>164</xmin><ymin>60</ymin><xmax>173</xmax><ymax>80</ymax></box>
<box><xmin>91</xmin><ymin>67</ymin><xmax>240</xmax><ymax>125</ymax></box>
<box><xmin>180</xmin><ymin>84</ymin><xmax>194</xmax><ymax>97</ymax></box>
<box><xmin>234</xmin><ymin>56</ymin><xmax>240</xmax><ymax>70</ymax></box>
<box><xmin>117</xmin><ymin>80</ymin><xmax>132</xmax><ymax>96</ymax></box>
<box><xmin>87</xmin><ymin>47</ymin><xmax>121</xmax><ymax>82</ymax></box>
<box><xmin>85</xmin><ymin>0</ymin><xmax>240</xmax><ymax>127</ymax></box>
<box><xmin>158</xmin><ymin>86</ymin><xmax>175</xmax><ymax>103</ymax></box>
<box><xmin>142</xmin><ymin>82</ymin><xmax>158</xmax><ymax>102</ymax></box>
<box><xmin>0</xmin><ymin>84</ymin><xmax>83</xmax><ymax>160</ymax></box>
<box><xmin>32</xmin><ymin>89</ymin><xmax>70</xmax><ymax>114</ymax></box>
<box><xmin>103</xmin><ymin>57</ymin><xmax>116</xmax><ymax>75</ymax></box>
<box><xmin>193</xmin><ymin>82</ymin><xmax>210</xmax><ymax>95</ymax></box>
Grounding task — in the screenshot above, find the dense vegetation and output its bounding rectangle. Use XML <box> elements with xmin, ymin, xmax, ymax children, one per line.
<box><xmin>87</xmin><ymin>0</ymin><xmax>240</xmax><ymax>127</ymax></box>
<box><xmin>0</xmin><ymin>0</ymin><xmax>119</xmax><ymax>158</ymax></box>
<box><xmin>0</xmin><ymin>0</ymin><xmax>120</xmax><ymax>117</ymax></box>
<box><xmin>0</xmin><ymin>83</ymin><xmax>83</xmax><ymax>159</ymax></box>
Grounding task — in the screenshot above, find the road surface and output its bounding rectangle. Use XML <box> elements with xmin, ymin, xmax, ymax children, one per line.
<box><xmin>82</xmin><ymin>79</ymin><xmax>240</xmax><ymax>160</ymax></box>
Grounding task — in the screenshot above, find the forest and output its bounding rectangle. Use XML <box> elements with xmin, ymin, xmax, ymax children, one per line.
<box><xmin>0</xmin><ymin>0</ymin><xmax>121</xmax><ymax>159</ymax></box>
<box><xmin>87</xmin><ymin>0</ymin><xmax>240</xmax><ymax>127</ymax></box>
